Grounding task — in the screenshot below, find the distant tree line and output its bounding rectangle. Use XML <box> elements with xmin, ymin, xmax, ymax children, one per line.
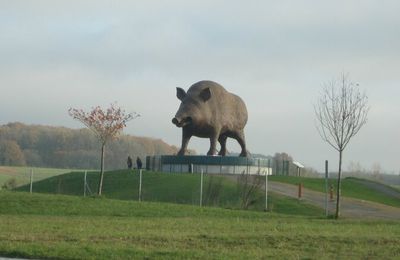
<box><xmin>271</xmin><ymin>152</ymin><xmax>318</xmax><ymax>177</ymax></box>
<box><xmin>0</xmin><ymin>122</ymin><xmax>177</xmax><ymax>170</ymax></box>
<box><xmin>240</xmin><ymin>152</ymin><xmax>318</xmax><ymax>177</ymax></box>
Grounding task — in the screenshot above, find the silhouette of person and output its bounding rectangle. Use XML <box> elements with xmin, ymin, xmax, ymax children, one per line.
<box><xmin>136</xmin><ymin>156</ymin><xmax>142</xmax><ymax>170</ymax></box>
<box><xmin>127</xmin><ymin>156</ymin><xmax>133</xmax><ymax>169</ymax></box>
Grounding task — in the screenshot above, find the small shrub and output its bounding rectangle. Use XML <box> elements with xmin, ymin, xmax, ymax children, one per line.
<box><xmin>237</xmin><ymin>172</ymin><xmax>264</xmax><ymax>209</ymax></box>
<box><xmin>204</xmin><ymin>175</ymin><xmax>223</xmax><ymax>206</ymax></box>
<box><xmin>1</xmin><ymin>178</ymin><xmax>18</xmax><ymax>190</ymax></box>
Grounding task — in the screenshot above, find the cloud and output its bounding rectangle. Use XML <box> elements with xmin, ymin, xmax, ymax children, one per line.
<box><xmin>0</xmin><ymin>0</ymin><xmax>399</xmax><ymax>172</ymax></box>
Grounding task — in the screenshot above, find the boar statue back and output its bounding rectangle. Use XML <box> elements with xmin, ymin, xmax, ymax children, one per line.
<box><xmin>172</xmin><ymin>80</ymin><xmax>248</xmax><ymax>157</ymax></box>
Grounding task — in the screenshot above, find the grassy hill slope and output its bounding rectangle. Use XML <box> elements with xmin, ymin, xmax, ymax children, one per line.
<box><xmin>0</xmin><ymin>191</ymin><xmax>399</xmax><ymax>259</ymax></box>
<box><xmin>16</xmin><ymin>170</ymin><xmax>324</xmax><ymax>216</ymax></box>
<box><xmin>0</xmin><ymin>166</ymin><xmax>79</xmax><ymax>188</ymax></box>
<box><xmin>270</xmin><ymin>175</ymin><xmax>400</xmax><ymax>208</ymax></box>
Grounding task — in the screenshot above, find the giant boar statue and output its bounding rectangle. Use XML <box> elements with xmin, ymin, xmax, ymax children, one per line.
<box><xmin>172</xmin><ymin>80</ymin><xmax>248</xmax><ymax>157</ymax></box>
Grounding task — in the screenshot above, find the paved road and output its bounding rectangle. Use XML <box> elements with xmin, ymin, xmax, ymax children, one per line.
<box><xmin>269</xmin><ymin>181</ymin><xmax>400</xmax><ymax>220</ymax></box>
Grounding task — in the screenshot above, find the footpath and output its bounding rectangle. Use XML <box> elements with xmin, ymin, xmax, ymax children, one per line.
<box><xmin>269</xmin><ymin>181</ymin><xmax>400</xmax><ymax>220</ymax></box>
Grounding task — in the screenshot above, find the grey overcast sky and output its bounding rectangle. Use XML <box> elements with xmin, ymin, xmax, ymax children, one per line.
<box><xmin>1</xmin><ymin>1</ymin><xmax>399</xmax><ymax>173</ymax></box>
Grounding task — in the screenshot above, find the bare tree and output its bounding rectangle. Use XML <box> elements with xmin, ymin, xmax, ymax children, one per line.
<box><xmin>347</xmin><ymin>161</ymin><xmax>365</xmax><ymax>177</ymax></box>
<box><xmin>315</xmin><ymin>74</ymin><xmax>369</xmax><ymax>219</ymax></box>
<box><xmin>69</xmin><ymin>103</ymin><xmax>139</xmax><ymax>195</ymax></box>
<box><xmin>371</xmin><ymin>162</ymin><xmax>382</xmax><ymax>182</ymax></box>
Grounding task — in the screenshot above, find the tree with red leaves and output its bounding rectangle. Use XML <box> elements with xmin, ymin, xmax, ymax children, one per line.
<box><xmin>69</xmin><ymin>103</ymin><xmax>139</xmax><ymax>195</ymax></box>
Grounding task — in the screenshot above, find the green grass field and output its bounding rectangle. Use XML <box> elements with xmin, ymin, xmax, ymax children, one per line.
<box><xmin>5</xmin><ymin>166</ymin><xmax>398</xmax><ymax>208</ymax></box>
<box><xmin>16</xmin><ymin>170</ymin><xmax>324</xmax><ymax>216</ymax></box>
<box><xmin>0</xmin><ymin>191</ymin><xmax>399</xmax><ymax>259</ymax></box>
<box><xmin>269</xmin><ymin>175</ymin><xmax>400</xmax><ymax>208</ymax></box>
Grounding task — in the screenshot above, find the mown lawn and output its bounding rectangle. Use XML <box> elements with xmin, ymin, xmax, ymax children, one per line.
<box><xmin>0</xmin><ymin>192</ymin><xmax>399</xmax><ymax>259</ymax></box>
<box><xmin>269</xmin><ymin>175</ymin><xmax>400</xmax><ymax>208</ymax></box>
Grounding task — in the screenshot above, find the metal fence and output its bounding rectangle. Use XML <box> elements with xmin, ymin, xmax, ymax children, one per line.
<box><xmin>9</xmin><ymin>168</ymin><xmax>272</xmax><ymax>211</ymax></box>
<box><xmin>146</xmin><ymin>155</ymin><xmax>272</xmax><ymax>175</ymax></box>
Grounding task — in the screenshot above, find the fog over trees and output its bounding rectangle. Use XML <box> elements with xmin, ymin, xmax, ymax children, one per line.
<box><xmin>0</xmin><ymin>122</ymin><xmax>177</xmax><ymax>170</ymax></box>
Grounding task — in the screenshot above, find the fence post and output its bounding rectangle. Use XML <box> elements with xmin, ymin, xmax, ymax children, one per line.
<box><xmin>84</xmin><ymin>170</ymin><xmax>87</xmax><ymax>197</ymax></box>
<box><xmin>298</xmin><ymin>183</ymin><xmax>303</xmax><ymax>199</ymax></box>
<box><xmin>265</xmin><ymin>159</ymin><xmax>271</xmax><ymax>211</ymax></box>
<box><xmin>200</xmin><ymin>169</ymin><xmax>203</xmax><ymax>207</ymax></box>
<box><xmin>29</xmin><ymin>169</ymin><xmax>33</xmax><ymax>194</ymax></box>
<box><xmin>325</xmin><ymin>160</ymin><xmax>329</xmax><ymax>216</ymax></box>
<box><xmin>138</xmin><ymin>169</ymin><xmax>142</xmax><ymax>202</ymax></box>
<box><xmin>265</xmin><ymin>169</ymin><xmax>268</xmax><ymax>211</ymax></box>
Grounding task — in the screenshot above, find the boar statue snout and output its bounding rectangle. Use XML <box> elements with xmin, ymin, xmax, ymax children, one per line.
<box><xmin>172</xmin><ymin>117</ymin><xmax>179</xmax><ymax>126</ymax></box>
<box><xmin>172</xmin><ymin>117</ymin><xmax>192</xmax><ymax>127</ymax></box>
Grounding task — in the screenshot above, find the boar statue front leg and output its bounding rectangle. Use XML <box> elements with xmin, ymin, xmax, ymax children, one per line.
<box><xmin>207</xmin><ymin>132</ymin><xmax>219</xmax><ymax>156</ymax></box>
<box><xmin>178</xmin><ymin>129</ymin><xmax>192</xmax><ymax>156</ymax></box>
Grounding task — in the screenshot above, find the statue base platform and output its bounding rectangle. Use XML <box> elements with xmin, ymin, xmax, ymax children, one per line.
<box><xmin>146</xmin><ymin>155</ymin><xmax>271</xmax><ymax>175</ymax></box>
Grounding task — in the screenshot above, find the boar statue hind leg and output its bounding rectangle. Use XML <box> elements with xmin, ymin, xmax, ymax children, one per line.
<box><xmin>235</xmin><ymin>130</ymin><xmax>248</xmax><ymax>157</ymax></box>
<box><xmin>218</xmin><ymin>135</ymin><xmax>228</xmax><ymax>156</ymax></box>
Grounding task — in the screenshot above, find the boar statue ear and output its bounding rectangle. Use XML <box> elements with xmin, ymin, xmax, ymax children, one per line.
<box><xmin>199</xmin><ymin>87</ymin><xmax>211</xmax><ymax>102</ymax></box>
<box><xmin>176</xmin><ymin>87</ymin><xmax>186</xmax><ymax>101</ymax></box>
